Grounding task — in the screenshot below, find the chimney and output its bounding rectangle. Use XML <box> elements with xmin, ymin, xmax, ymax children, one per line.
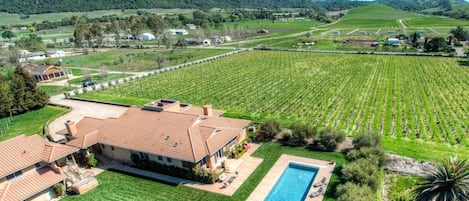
<box><xmin>203</xmin><ymin>105</ymin><xmax>212</xmax><ymax>116</ymax></box>
<box><xmin>65</xmin><ymin>120</ymin><xmax>78</xmax><ymax>136</ymax></box>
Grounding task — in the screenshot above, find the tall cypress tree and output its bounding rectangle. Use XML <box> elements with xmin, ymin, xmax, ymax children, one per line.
<box><xmin>0</xmin><ymin>75</ymin><xmax>13</xmax><ymax>117</ymax></box>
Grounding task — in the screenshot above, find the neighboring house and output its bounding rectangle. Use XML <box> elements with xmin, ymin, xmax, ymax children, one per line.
<box><xmin>19</xmin><ymin>50</ymin><xmax>65</xmax><ymax>62</ymax></box>
<box><xmin>63</xmin><ymin>99</ymin><xmax>250</xmax><ymax>171</ymax></box>
<box><xmin>0</xmin><ymin>135</ymin><xmax>78</xmax><ymax>201</ymax></box>
<box><xmin>23</xmin><ymin>64</ymin><xmax>66</xmax><ymax>82</ymax></box>
<box><xmin>138</xmin><ymin>33</ymin><xmax>155</xmax><ymax>41</ymax></box>
<box><xmin>387</xmin><ymin>38</ymin><xmax>400</xmax><ymax>46</ymax></box>
<box><xmin>167</xmin><ymin>29</ymin><xmax>189</xmax><ymax>36</ymax></box>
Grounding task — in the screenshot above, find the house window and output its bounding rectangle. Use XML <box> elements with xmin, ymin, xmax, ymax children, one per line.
<box><xmin>167</xmin><ymin>157</ymin><xmax>172</xmax><ymax>163</ymax></box>
<box><xmin>157</xmin><ymin>156</ymin><xmax>163</xmax><ymax>161</ymax></box>
<box><xmin>215</xmin><ymin>149</ymin><xmax>224</xmax><ymax>163</ymax></box>
<box><xmin>34</xmin><ymin>163</ymin><xmax>41</xmax><ymax>169</ymax></box>
<box><xmin>6</xmin><ymin>171</ymin><xmax>23</xmax><ymax>181</ymax></box>
<box><xmin>182</xmin><ymin>161</ymin><xmax>193</xmax><ymax>169</ymax></box>
<box><xmin>111</xmin><ymin>146</ymin><xmax>115</xmax><ymax>151</ymax></box>
<box><xmin>139</xmin><ymin>152</ymin><xmax>149</xmax><ymax>161</ymax></box>
<box><xmin>229</xmin><ymin>139</ymin><xmax>236</xmax><ymax>147</ymax></box>
<box><xmin>199</xmin><ymin>157</ymin><xmax>207</xmax><ymax>166</ymax></box>
<box><xmin>101</xmin><ymin>144</ymin><xmax>105</xmax><ymax>149</ymax></box>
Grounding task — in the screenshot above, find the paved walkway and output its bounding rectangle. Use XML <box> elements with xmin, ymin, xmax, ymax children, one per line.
<box><xmin>247</xmin><ymin>154</ymin><xmax>335</xmax><ymax>201</ymax></box>
<box><xmin>47</xmin><ymin>94</ymin><xmax>129</xmax><ymax>141</ymax></box>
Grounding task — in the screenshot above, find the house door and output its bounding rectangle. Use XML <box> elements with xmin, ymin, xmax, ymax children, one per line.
<box><xmin>215</xmin><ymin>149</ymin><xmax>224</xmax><ymax>163</ymax></box>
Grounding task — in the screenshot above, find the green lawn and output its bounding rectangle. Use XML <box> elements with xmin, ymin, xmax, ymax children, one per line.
<box><xmin>56</xmin><ymin>48</ymin><xmax>233</xmax><ymax>72</ymax></box>
<box><xmin>39</xmin><ymin>85</ymin><xmax>76</xmax><ymax>96</ymax></box>
<box><xmin>0</xmin><ymin>105</ymin><xmax>69</xmax><ymax>141</ymax></box>
<box><xmin>62</xmin><ymin>142</ymin><xmax>346</xmax><ymax>201</ymax></box>
<box><xmin>385</xmin><ymin>174</ymin><xmax>419</xmax><ymax>201</ymax></box>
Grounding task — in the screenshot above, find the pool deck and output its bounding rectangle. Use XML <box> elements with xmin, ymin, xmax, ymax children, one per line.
<box><xmin>246</xmin><ymin>154</ymin><xmax>335</xmax><ymax>201</ymax></box>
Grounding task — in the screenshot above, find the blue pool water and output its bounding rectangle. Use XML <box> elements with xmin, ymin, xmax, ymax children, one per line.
<box><xmin>265</xmin><ymin>162</ymin><xmax>318</xmax><ymax>201</ymax></box>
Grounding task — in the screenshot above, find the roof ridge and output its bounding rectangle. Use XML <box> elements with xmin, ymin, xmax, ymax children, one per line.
<box><xmin>187</xmin><ymin>128</ymin><xmax>197</xmax><ymax>162</ymax></box>
<box><xmin>0</xmin><ymin>182</ymin><xmax>12</xmax><ymax>201</ymax></box>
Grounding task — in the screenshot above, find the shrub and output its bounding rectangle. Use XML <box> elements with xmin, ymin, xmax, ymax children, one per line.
<box><xmin>255</xmin><ymin>119</ymin><xmax>283</xmax><ymax>142</ymax></box>
<box><xmin>346</xmin><ymin>146</ymin><xmax>386</xmax><ymax>167</ymax></box>
<box><xmin>317</xmin><ymin>128</ymin><xmax>346</xmax><ymax>151</ymax></box>
<box><xmin>290</xmin><ymin>122</ymin><xmax>317</xmax><ymax>140</ymax></box>
<box><xmin>192</xmin><ymin>166</ymin><xmax>220</xmax><ymax>184</ymax></box>
<box><xmin>276</xmin><ymin>128</ymin><xmax>293</xmax><ymax>141</ymax></box>
<box><xmin>342</xmin><ymin>158</ymin><xmax>379</xmax><ymax>190</ymax></box>
<box><xmin>352</xmin><ymin>131</ymin><xmax>381</xmax><ymax>148</ymax></box>
<box><xmin>336</xmin><ymin>182</ymin><xmax>375</xmax><ymax>201</ymax></box>
<box><xmin>86</xmin><ymin>153</ymin><xmax>98</xmax><ymax>168</ymax></box>
<box><xmin>53</xmin><ymin>183</ymin><xmax>64</xmax><ymax>196</ymax></box>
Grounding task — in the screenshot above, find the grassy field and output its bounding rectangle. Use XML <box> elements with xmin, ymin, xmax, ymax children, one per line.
<box><xmin>0</xmin><ymin>105</ymin><xmax>68</xmax><ymax>141</ymax></box>
<box><xmin>404</xmin><ymin>16</ymin><xmax>469</xmax><ymax>27</ymax></box>
<box><xmin>385</xmin><ymin>174</ymin><xmax>419</xmax><ymax>201</ymax></box>
<box><xmin>62</xmin><ymin>142</ymin><xmax>346</xmax><ymax>201</ymax></box>
<box><xmin>0</xmin><ymin>9</ymin><xmax>194</xmax><ymax>26</ymax></box>
<box><xmin>75</xmin><ymin>51</ymin><xmax>469</xmax><ymax>161</ymax></box>
<box><xmin>54</xmin><ymin>48</ymin><xmax>233</xmax><ymax>71</ymax></box>
<box><xmin>39</xmin><ymin>85</ymin><xmax>76</xmax><ymax>96</ymax></box>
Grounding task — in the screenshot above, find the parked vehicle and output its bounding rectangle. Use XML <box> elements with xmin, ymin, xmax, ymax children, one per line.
<box><xmin>82</xmin><ymin>81</ymin><xmax>96</xmax><ymax>87</ymax></box>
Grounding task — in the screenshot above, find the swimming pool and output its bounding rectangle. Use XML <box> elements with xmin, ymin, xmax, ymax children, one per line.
<box><xmin>265</xmin><ymin>162</ymin><xmax>318</xmax><ymax>201</ymax></box>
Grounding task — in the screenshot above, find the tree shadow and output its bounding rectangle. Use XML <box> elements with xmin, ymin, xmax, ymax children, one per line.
<box><xmin>458</xmin><ymin>60</ymin><xmax>469</xmax><ymax>67</ymax></box>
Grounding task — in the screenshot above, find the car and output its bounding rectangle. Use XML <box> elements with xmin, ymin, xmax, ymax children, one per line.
<box><xmin>82</xmin><ymin>81</ymin><xmax>96</xmax><ymax>87</ymax></box>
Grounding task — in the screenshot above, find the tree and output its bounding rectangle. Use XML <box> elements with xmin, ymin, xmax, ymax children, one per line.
<box><xmin>0</xmin><ymin>76</ymin><xmax>13</xmax><ymax>117</ymax></box>
<box><xmin>425</xmin><ymin>37</ymin><xmax>448</xmax><ymax>52</ymax></box>
<box><xmin>89</xmin><ymin>21</ymin><xmax>104</xmax><ymax>48</ymax></box>
<box><xmin>15</xmin><ymin>34</ymin><xmax>46</xmax><ymax>51</ymax></box>
<box><xmin>336</xmin><ymin>182</ymin><xmax>376</xmax><ymax>201</ymax></box>
<box><xmin>73</xmin><ymin>17</ymin><xmax>88</xmax><ymax>48</ymax></box>
<box><xmin>9</xmin><ymin>67</ymin><xmax>48</xmax><ymax>115</ymax></box>
<box><xmin>450</xmin><ymin>26</ymin><xmax>468</xmax><ymax>41</ymax></box>
<box><xmin>290</xmin><ymin>122</ymin><xmax>317</xmax><ymax>140</ymax></box>
<box><xmin>106</xmin><ymin>16</ymin><xmax>121</xmax><ymax>48</ymax></box>
<box><xmin>156</xmin><ymin>54</ymin><xmax>166</xmax><ymax>68</ymax></box>
<box><xmin>413</xmin><ymin>157</ymin><xmax>469</xmax><ymax>201</ymax></box>
<box><xmin>255</xmin><ymin>119</ymin><xmax>283</xmax><ymax>142</ymax></box>
<box><xmin>342</xmin><ymin>158</ymin><xmax>380</xmax><ymax>190</ymax></box>
<box><xmin>147</xmin><ymin>15</ymin><xmax>166</xmax><ymax>47</ymax></box>
<box><xmin>352</xmin><ymin>131</ymin><xmax>381</xmax><ymax>149</ymax></box>
<box><xmin>317</xmin><ymin>128</ymin><xmax>346</xmax><ymax>151</ymax></box>
<box><xmin>2</xmin><ymin>30</ymin><xmax>16</xmax><ymax>41</ymax></box>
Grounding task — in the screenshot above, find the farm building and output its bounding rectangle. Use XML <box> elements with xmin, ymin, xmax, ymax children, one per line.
<box><xmin>138</xmin><ymin>33</ymin><xmax>155</xmax><ymax>41</ymax></box>
<box><xmin>19</xmin><ymin>50</ymin><xmax>65</xmax><ymax>62</ymax></box>
<box><xmin>185</xmin><ymin>24</ymin><xmax>197</xmax><ymax>30</ymax></box>
<box><xmin>167</xmin><ymin>29</ymin><xmax>189</xmax><ymax>36</ymax></box>
<box><xmin>23</xmin><ymin>64</ymin><xmax>66</xmax><ymax>82</ymax></box>
<box><xmin>387</xmin><ymin>38</ymin><xmax>400</xmax><ymax>46</ymax></box>
<box><xmin>61</xmin><ymin>100</ymin><xmax>250</xmax><ymax>172</ymax></box>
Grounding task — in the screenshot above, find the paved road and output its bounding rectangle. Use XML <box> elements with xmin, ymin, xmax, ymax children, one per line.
<box><xmin>48</xmin><ymin>94</ymin><xmax>129</xmax><ymax>141</ymax></box>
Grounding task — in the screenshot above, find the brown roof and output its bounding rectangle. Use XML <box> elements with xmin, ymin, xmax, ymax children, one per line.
<box><xmin>0</xmin><ymin>135</ymin><xmax>78</xmax><ymax>178</ymax></box>
<box><xmin>23</xmin><ymin>65</ymin><xmax>64</xmax><ymax>75</ymax></box>
<box><xmin>184</xmin><ymin>107</ymin><xmax>225</xmax><ymax>117</ymax></box>
<box><xmin>0</xmin><ymin>167</ymin><xmax>64</xmax><ymax>201</ymax></box>
<box><xmin>69</xmin><ymin>107</ymin><xmax>250</xmax><ymax>162</ymax></box>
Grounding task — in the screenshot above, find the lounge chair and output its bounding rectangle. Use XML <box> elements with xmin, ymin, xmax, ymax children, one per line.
<box><xmin>309</xmin><ymin>187</ymin><xmax>324</xmax><ymax>198</ymax></box>
<box><xmin>313</xmin><ymin>177</ymin><xmax>327</xmax><ymax>187</ymax></box>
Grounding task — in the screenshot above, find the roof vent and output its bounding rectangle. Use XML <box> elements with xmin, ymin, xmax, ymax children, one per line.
<box><xmin>173</xmin><ymin>142</ymin><xmax>178</xmax><ymax>147</ymax></box>
<box><xmin>164</xmin><ymin>136</ymin><xmax>170</xmax><ymax>141</ymax></box>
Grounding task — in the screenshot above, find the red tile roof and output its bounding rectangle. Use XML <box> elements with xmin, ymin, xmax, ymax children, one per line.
<box><xmin>68</xmin><ymin>106</ymin><xmax>250</xmax><ymax>163</ymax></box>
<box><xmin>0</xmin><ymin>135</ymin><xmax>78</xmax><ymax>178</ymax></box>
<box><xmin>0</xmin><ymin>167</ymin><xmax>64</xmax><ymax>201</ymax></box>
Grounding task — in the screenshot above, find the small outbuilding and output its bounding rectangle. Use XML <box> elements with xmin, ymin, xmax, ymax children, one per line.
<box><xmin>387</xmin><ymin>38</ymin><xmax>400</xmax><ymax>46</ymax></box>
<box><xmin>167</xmin><ymin>29</ymin><xmax>189</xmax><ymax>36</ymax></box>
<box><xmin>138</xmin><ymin>33</ymin><xmax>155</xmax><ymax>41</ymax></box>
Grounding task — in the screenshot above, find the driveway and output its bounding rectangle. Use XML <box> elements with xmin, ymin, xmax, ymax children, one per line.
<box><xmin>48</xmin><ymin>94</ymin><xmax>129</xmax><ymax>141</ymax></box>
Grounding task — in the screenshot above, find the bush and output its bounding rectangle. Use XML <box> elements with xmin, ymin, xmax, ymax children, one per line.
<box><xmin>317</xmin><ymin>128</ymin><xmax>346</xmax><ymax>151</ymax></box>
<box><xmin>192</xmin><ymin>166</ymin><xmax>220</xmax><ymax>184</ymax></box>
<box><xmin>290</xmin><ymin>122</ymin><xmax>317</xmax><ymax>140</ymax></box>
<box><xmin>352</xmin><ymin>131</ymin><xmax>381</xmax><ymax>148</ymax></box>
<box><xmin>346</xmin><ymin>146</ymin><xmax>386</xmax><ymax>167</ymax></box>
<box><xmin>276</xmin><ymin>128</ymin><xmax>293</xmax><ymax>141</ymax></box>
<box><xmin>255</xmin><ymin>119</ymin><xmax>283</xmax><ymax>142</ymax></box>
<box><xmin>86</xmin><ymin>153</ymin><xmax>98</xmax><ymax>168</ymax></box>
<box><xmin>52</xmin><ymin>183</ymin><xmax>64</xmax><ymax>196</ymax></box>
<box><xmin>336</xmin><ymin>182</ymin><xmax>375</xmax><ymax>201</ymax></box>
<box><xmin>342</xmin><ymin>158</ymin><xmax>379</xmax><ymax>190</ymax></box>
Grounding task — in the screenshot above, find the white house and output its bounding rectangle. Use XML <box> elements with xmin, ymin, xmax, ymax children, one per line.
<box><xmin>167</xmin><ymin>29</ymin><xmax>189</xmax><ymax>36</ymax></box>
<box><xmin>138</xmin><ymin>33</ymin><xmax>155</xmax><ymax>41</ymax></box>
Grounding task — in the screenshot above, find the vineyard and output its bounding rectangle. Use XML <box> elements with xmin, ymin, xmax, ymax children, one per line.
<box><xmin>79</xmin><ymin>51</ymin><xmax>469</xmax><ymax>147</ymax></box>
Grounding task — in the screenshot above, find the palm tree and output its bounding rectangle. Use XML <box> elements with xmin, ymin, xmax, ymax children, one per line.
<box><xmin>413</xmin><ymin>157</ymin><xmax>469</xmax><ymax>201</ymax></box>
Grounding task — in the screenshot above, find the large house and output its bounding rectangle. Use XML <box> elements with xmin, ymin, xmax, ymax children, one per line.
<box><xmin>0</xmin><ymin>135</ymin><xmax>78</xmax><ymax>201</ymax></box>
<box><xmin>19</xmin><ymin>50</ymin><xmax>65</xmax><ymax>63</ymax></box>
<box><xmin>63</xmin><ymin>99</ymin><xmax>250</xmax><ymax>170</ymax></box>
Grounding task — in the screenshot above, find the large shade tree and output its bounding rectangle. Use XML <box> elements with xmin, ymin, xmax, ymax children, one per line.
<box><xmin>414</xmin><ymin>157</ymin><xmax>469</xmax><ymax>201</ymax></box>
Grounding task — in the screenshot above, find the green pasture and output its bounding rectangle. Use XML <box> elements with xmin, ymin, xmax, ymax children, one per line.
<box><xmin>0</xmin><ymin>105</ymin><xmax>68</xmax><ymax>141</ymax></box>
<box><xmin>62</xmin><ymin>142</ymin><xmax>346</xmax><ymax>201</ymax></box>
<box><xmin>68</xmin><ymin>73</ymin><xmax>132</xmax><ymax>85</ymax></box>
<box><xmin>56</xmin><ymin>48</ymin><xmax>232</xmax><ymax>71</ymax></box>
<box><xmin>39</xmin><ymin>85</ymin><xmax>76</xmax><ymax>96</ymax></box>
<box><xmin>0</xmin><ymin>9</ymin><xmax>195</xmax><ymax>26</ymax></box>
<box><xmin>75</xmin><ymin>51</ymin><xmax>469</xmax><ymax>161</ymax></box>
